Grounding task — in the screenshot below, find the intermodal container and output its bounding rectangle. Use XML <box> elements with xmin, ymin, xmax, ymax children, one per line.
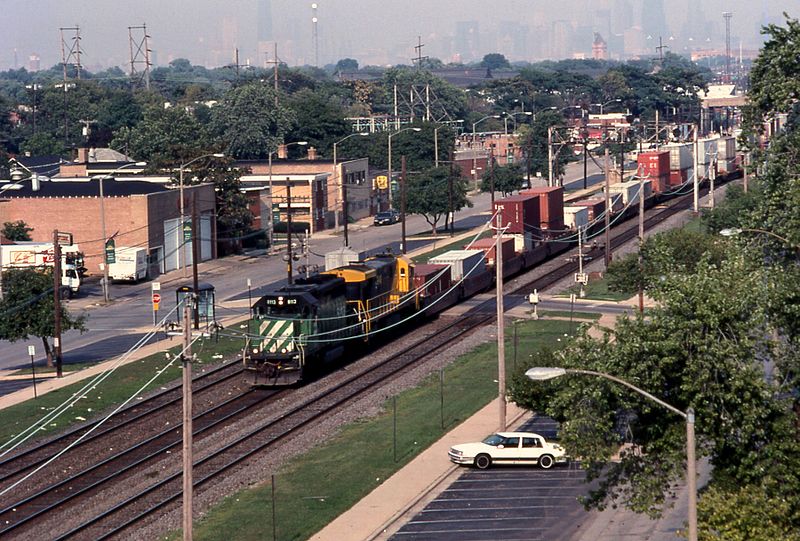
<box><xmin>638</xmin><ymin>150</ymin><xmax>670</xmax><ymax>178</ymax></box>
<box><xmin>662</xmin><ymin>143</ymin><xmax>693</xmax><ymax>170</ymax></box>
<box><xmin>465</xmin><ymin>237</ymin><xmax>515</xmax><ymax>266</ymax></box>
<box><xmin>503</xmin><ymin>232</ymin><xmax>535</xmax><ymax>253</ymax></box>
<box><xmin>428</xmin><ymin>250</ymin><xmax>486</xmax><ymax>282</ymax></box>
<box><xmin>522</xmin><ymin>186</ymin><xmax>565</xmax><ymax>230</ymax></box>
<box><xmin>607</xmin><ymin>179</ymin><xmax>652</xmax><ymax>205</ymax></box>
<box><xmin>718</xmin><ymin>136</ymin><xmax>736</xmax><ymax>160</ymax></box>
<box><xmin>669</xmin><ymin>169</ymin><xmax>689</xmax><ymax>187</ymax></box>
<box><xmin>412</xmin><ymin>264</ymin><xmax>451</xmax><ymax>297</ymax></box>
<box><xmin>563</xmin><ymin>206</ymin><xmax>589</xmax><ymax>229</ymax></box>
<box><xmin>567</xmin><ymin>198</ymin><xmax>606</xmax><ymax>221</ymax></box>
<box><xmin>493</xmin><ymin>194</ymin><xmax>540</xmax><ymax>234</ymax></box>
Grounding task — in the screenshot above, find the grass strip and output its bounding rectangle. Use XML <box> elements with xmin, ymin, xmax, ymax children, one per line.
<box><xmin>0</xmin><ymin>335</ymin><xmax>245</xmax><ymax>445</ymax></box>
<box><xmin>537</xmin><ymin>310</ymin><xmax>602</xmax><ymax>320</ymax></box>
<box><xmin>188</xmin><ymin>319</ymin><xmax>575</xmax><ymax>541</ymax></box>
<box><xmin>562</xmin><ymin>276</ymin><xmax>632</xmax><ymax>302</ymax></box>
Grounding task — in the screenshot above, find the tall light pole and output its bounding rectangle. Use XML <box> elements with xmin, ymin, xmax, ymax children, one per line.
<box><xmin>472</xmin><ymin>115</ymin><xmax>500</xmax><ymax>190</ymax></box>
<box><xmin>720</xmin><ymin>228</ymin><xmax>798</xmax><ymax>255</ymax></box>
<box><xmin>504</xmin><ymin>111</ymin><xmax>533</xmax><ymax>134</ymax></box>
<box><xmin>178</xmin><ymin>153</ymin><xmax>224</xmax><ymax>277</ymax></box>
<box><xmin>93</xmin><ymin>161</ymin><xmax>147</xmax><ymax>303</ymax></box>
<box><xmin>388</xmin><ymin>127</ymin><xmax>421</xmax><ymax>208</ymax></box>
<box><xmin>333</xmin><ymin>132</ymin><xmax>369</xmax><ymax>235</ymax></box>
<box><xmin>268</xmin><ymin>142</ymin><xmax>307</xmax><ymax>252</ymax></box>
<box><xmin>592</xmin><ymin>98</ymin><xmax>622</xmax><ymax>114</ymax></box>
<box><xmin>526</xmin><ymin>366</ymin><xmax>697</xmax><ymax>541</ymax></box>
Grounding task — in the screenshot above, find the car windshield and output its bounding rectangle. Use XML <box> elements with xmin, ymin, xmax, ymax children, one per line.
<box><xmin>377</xmin><ymin>212</ymin><xmax>393</xmax><ymax>218</ymax></box>
<box><xmin>481</xmin><ymin>434</ymin><xmax>505</xmax><ymax>446</ymax></box>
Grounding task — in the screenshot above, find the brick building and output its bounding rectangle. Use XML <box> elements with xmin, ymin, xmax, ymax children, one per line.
<box><xmin>238</xmin><ymin>150</ymin><xmax>380</xmax><ymax>232</ymax></box>
<box><xmin>0</xmin><ymin>177</ymin><xmax>215</xmax><ymax>275</ymax></box>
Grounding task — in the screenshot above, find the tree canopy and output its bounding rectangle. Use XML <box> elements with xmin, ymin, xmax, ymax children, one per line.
<box><xmin>406</xmin><ymin>165</ymin><xmax>471</xmax><ymax>234</ymax></box>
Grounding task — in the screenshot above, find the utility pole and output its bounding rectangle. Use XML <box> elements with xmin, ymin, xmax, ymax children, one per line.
<box><xmin>578</xmin><ymin>225</ymin><xmax>585</xmax><ymax>298</ymax></box>
<box><xmin>547</xmin><ymin>126</ymin><xmax>554</xmax><ymax>187</ymax></box>
<box><xmin>723</xmin><ymin>12</ymin><xmax>733</xmax><ymax>84</ymax></box>
<box><xmin>401</xmin><ymin>156</ymin><xmax>407</xmax><ymax>254</ymax></box>
<box><xmin>412</xmin><ymin>36</ymin><xmax>428</xmax><ymax>69</ymax></box>
<box><xmin>286</xmin><ymin>178</ymin><xmax>294</xmax><ymax>285</ymax></box>
<box><xmin>604</xmin><ymin>147</ymin><xmax>611</xmax><ymax>269</ymax></box>
<box><xmin>342</xmin><ymin>171</ymin><xmax>349</xmax><ymax>247</ymax></box>
<box><xmin>638</xmin><ymin>174</ymin><xmax>645</xmax><ymax>314</ymax></box>
<box><xmin>181</xmin><ymin>299</ymin><xmax>193</xmax><ymax>541</ymax></box>
<box><xmin>692</xmin><ymin>126</ymin><xmax>699</xmax><ymax>214</ymax></box>
<box><xmin>583</xmin><ymin>135</ymin><xmax>589</xmax><ymax>190</ymax></box>
<box><xmin>304</xmin><ymin>231</ymin><xmax>311</xmax><ymax>278</ymax></box>
<box><xmin>191</xmin><ymin>192</ymin><xmax>200</xmax><ymax>330</ymax></box>
<box><xmin>495</xmin><ymin>210</ymin><xmax>506</xmax><ymax>431</ymax></box>
<box><xmin>448</xmin><ymin>151</ymin><xmax>455</xmax><ymax>237</ymax></box>
<box><xmin>52</xmin><ymin>230</ymin><xmax>64</xmax><ymax>378</ymax></box>
<box><xmin>489</xmin><ymin>148</ymin><xmax>495</xmax><ymax>205</ymax></box>
<box><xmin>709</xmin><ymin>159</ymin><xmax>716</xmax><ymax>209</ymax></box>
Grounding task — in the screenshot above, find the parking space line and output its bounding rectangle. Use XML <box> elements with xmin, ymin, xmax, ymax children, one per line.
<box><xmin>420</xmin><ymin>505</ymin><xmax>563</xmax><ymax>513</ymax></box>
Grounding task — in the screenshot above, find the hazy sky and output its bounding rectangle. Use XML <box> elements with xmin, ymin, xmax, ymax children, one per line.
<box><xmin>2</xmin><ymin>0</ymin><xmax>796</xmax><ymax>71</ymax></box>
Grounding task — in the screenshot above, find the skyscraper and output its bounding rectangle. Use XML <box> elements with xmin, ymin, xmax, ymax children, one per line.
<box><xmin>257</xmin><ymin>0</ymin><xmax>273</xmax><ymax>67</ymax></box>
<box><xmin>640</xmin><ymin>0</ymin><xmax>668</xmax><ymax>41</ymax></box>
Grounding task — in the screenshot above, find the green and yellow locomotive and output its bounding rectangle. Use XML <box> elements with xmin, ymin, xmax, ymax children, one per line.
<box><xmin>243</xmin><ymin>254</ymin><xmax>415</xmax><ymax>386</ymax></box>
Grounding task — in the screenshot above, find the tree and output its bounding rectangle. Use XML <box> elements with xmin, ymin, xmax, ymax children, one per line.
<box><xmin>746</xmin><ymin>14</ymin><xmax>800</xmax><ymax>133</ymax></box>
<box><xmin>284</xmin><ymin>88</ymin><xmax>351</xmax><ymax>158</ymax></box>
<box><xmin>509</xmin><ymin>253</ymin><xmax>787</xmax><ymax>519</ymax></box>
<box><xmin>480</xmin><ymin>163</ymin><xmax>524</xmax><ymax>197</ymax></box>
<box><xmin>178</xmin><ymin>158</ymin><xmax>252</xmax><ymax>254</ymax></box>
<box><xmin>520</xmin><ymin>111</ymin><xmax>570</xmax><ymax>180</ymax></box>
<box><xmin>2</xmin><ymin>220</ymin><xmax>33</xmax><ymax>241</ymax></box>
<box><xmin>111</xmin><ymin>105</ymin><xmax>210</xmax><ymax>168</ymax></box>
<box><xmin>406</xmin><ymin>166</ymin><xmax>471</xmax><ymax>234</ymax></box>
<box><xmin>210</xmin><ymin>82</ymin><xmax>295</xmax><ymax>159</ymax></box>
<box><xmin>481</xmin><ymin>53</ymin><xmax>511</xmax><ymax>71</ymax></box>
<box><xmin>697</xmin><ymin>484</ymin><xmax>800</xmax><ymax>541</ymax></box>
<box><xmin>336</xmin><ymin>58</ymin><xmax>359</xmax><ymax>72</ymax></box>
<box><xmin>0</xmin><ymin>268</ymin><xmax>85</xmax><ymax>369</ymax></box>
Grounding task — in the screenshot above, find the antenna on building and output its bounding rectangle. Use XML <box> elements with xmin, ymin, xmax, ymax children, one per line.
<box><xmin>311</xmin><ymin>3</ymin><xmax>319</xmax><ymax>67</ymax></box>
<box><xmin>128</xmin><ymin>24</ymin><xmax>152</xmax><ymax>90</ymax></box>
<box><xmin>723</xmin><ymin>12</ymin><xmax>733</xmax><ymax>84</ymax></box>
<box><xmin>412</xmin><ymin>36</ymin><xmax>429</xmax><ymax>69</ymax></box>
<box><xmin>655</xmin><ymin>36</ymin><xmax>669</xmax><ymax>63</ymax></box>
<box><xmin>60</xmin><ymin>25</ymin><xmax>83</xmax><ymax>81</ymax></box>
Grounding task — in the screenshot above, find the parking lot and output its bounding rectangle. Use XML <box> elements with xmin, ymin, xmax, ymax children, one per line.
<box><xmin>390</xmin><ymin>417</ymin><xmax>595</xmax><ymax>541</ymax></box>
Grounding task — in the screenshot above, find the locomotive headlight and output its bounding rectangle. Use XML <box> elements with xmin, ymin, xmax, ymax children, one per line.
<box><xmin>281</xmin><ymin>348</ymin><xmax>287</xmax><ymax>353</ymax></box>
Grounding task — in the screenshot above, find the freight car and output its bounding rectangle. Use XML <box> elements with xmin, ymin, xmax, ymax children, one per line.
<box><xmin>243</xmin><ymin>140</ymin><xmax>744</xmax><ymax>386</ymax></box>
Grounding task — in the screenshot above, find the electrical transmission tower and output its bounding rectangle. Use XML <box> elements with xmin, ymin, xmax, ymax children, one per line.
<box><xmin>128</xmin><ymin>24</ymin><xmax>152</xmax><ymax>90</ymax></box>
<box><xmin>723</xmin><ymin>12</ymin><xmax>733</xmax><ymax>84</ymax></box>
<box><xmin>59</xmin><ymin>26</ymin><xmax>83</xmax><ymax>81</ymax></box>
<box><xmin>412</xmin><ymin>36</ymin><xmax>429</xmax><ymax>69</ymax></box>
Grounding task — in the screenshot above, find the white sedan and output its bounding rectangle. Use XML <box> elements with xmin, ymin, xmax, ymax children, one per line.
<box><xmin>448</xmin><ymin>431</ymin><xmax>568</xmax><ymax>470</ymax></box>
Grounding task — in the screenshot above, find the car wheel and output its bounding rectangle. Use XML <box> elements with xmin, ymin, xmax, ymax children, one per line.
<box><xmin>475</xmin><ymin>454</ymin><xmax>492</xmax><ymax>470</ymax></box>
<box><xmin>539</xmin><ymin>454</ymin><xmax>554</xmax><ymax>469</ymax></box>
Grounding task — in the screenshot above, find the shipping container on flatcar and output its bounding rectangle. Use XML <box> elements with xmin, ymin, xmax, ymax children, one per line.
<box><xmin>563</xmin><ymin>206</ymin><xmax>589</xmax><ymax>230</ymax></box>
<box><xmin>493</xmin><ymin>194</ymin><xmax>540</xmax><ymax>234</ymax></box>
<box><xmin>428</xmin><ymin>250</ymin><xmax>486</xmax><ymax>282</ymax></box>
<box><xmin>464</xmin><ymin>237</ymin><xmax>515</xmax><ymax>266</ymax></box>
<box><xmin>521</xmin><ymin>186</ymin><xmax>565</xmax><ymax>231</ymax></box>
<box><xmin>567</xmin><ymin>198</ymin><xmax>606</xmax><ymax>221</ymax></box>
<box><xmin>637</xmin><ymin>150</ymin><xmax>671</xmax><ymax>192</ymax></box>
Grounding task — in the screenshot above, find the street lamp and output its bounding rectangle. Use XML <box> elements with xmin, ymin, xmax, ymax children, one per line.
<box><xmin>333</xmin><ymin>132</ymin><xmax>369</xmax><ymax>237</ymax></box>
<box><xmin>471</xmin><ymin>115</ymin><xmax>501</xmax><ymax>188</ymax></box>
<box><xmin>178</xmin><ymin>153</ymin><xmax>225</xmax><ymax>277</ymax></box>
<box><xmin>720</xmin><ymin>228</ymin><xmax>798</xmax><ymax>254</ymax></box>
<box><xmin>93</xmin><ymin>161</ymin><xmax>147</xmax><ymax>303</ymax></box>
<box><xmin>525</xmin><ymin>367</ymin><xmax>697</xmax><ymax>541</ymax></box>
<box><xmin>592</xmin><ymin>99</ymin><xmax>622</xmax><ymax>114</ymax></box>
<box><xmin>267</xmin><ymin>142</ymin><xmax>307</xmax><ymax>252</ymax></box>
<box><xmin>503</xmin><ymin>111</ymin><xmax>533</xmax><ymax>134</ymax></box>
<box><xmin>387</xmin><ymin>127</ymin><xmax>421</xmax><ymax>208</ymax></box>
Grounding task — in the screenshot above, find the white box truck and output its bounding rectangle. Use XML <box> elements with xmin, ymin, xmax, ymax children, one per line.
<box><xmin>0</xmin><ymin>243</ymin><xmax>83</xmax><ymax>296</ymax></box>
<box><xmin>108</xmin><ymin>247</ymin><xmax>149</xmax><ymax>282</ymax></box>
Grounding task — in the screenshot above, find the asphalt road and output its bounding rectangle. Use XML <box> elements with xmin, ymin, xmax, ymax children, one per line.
<box><xmin>390</xmin><ymin>416</ymin><xmax>596</xmax><ymax>541</ymax></box>
<box><xmin>0</xmin><ymin>159</ymin><xmax>605</xmax><ymax>387</ymax></box>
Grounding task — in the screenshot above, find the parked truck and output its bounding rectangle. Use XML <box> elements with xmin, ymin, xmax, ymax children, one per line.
<box><xmin>108</xmin><ymin>247</ymin><xmax>149</xmax><ymax>282</ymax></box>
<box><xmin>0</xmin><ymin>243</ymin><xmax>84</xmax><ymax>296</ymax></box>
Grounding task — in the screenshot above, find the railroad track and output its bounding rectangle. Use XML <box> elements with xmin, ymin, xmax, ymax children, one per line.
<box><xmin>0</xmin><ymin>359</ymin><xmax>245</xmax><ymax>491</ymax></box>
<box><xmin>3</xmin><ymin>180</ymin><xmax>724</xmax><ymax>540</ymax></box>
<box><xmin>41</xmin><ymin>313</ymin><xmax>493</xmax><ymax>540</ymax></box>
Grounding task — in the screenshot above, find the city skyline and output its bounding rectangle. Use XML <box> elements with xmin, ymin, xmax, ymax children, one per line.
<box><xmin>2</xmin><ymin>0</ymin><xmax>794</xmax><ymax>71</ymax></box>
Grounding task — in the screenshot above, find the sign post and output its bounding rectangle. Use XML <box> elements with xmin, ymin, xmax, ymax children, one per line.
<box><xmin>28</xmin><ymin>345</ymin><xmax>37</xmax><ymax>398</ymax></box>
<box><xmin>151</xmin><ymin>282</ymin><xmax>161</xmax><ymax>325</ymax></box>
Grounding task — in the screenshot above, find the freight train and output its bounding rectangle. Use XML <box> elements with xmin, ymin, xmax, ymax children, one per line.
<box><xmin>242</xmin><ymin>138</ymin><xmax>743</xmax><ymax>386</ymax></box>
